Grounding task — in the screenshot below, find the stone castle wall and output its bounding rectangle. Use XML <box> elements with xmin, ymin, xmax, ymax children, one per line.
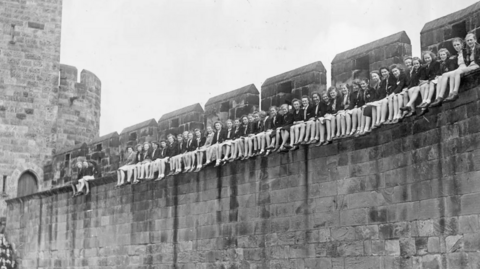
<box><xmin>421</xmin><ymin>2</ymin><xmax>480</xmax><ymax>55</ymax></box>
<box><xmin>56</xmin><ymin>64</ymin><xmax>101</xmax><ymax>150</ymax></box>
<box><xmin>6</xmin><ymin>70</ymin><xmax>480</xmax><ymax>268</ymax></box>
<box><xmin>331</xmin><ymin>32</ymin><xmax>412</xmax><ymax>88</ymax></box>
<box><xmin>0</xmin><ymin>0</ymin><xmax>63</xmax><ymax>213</ymax></box>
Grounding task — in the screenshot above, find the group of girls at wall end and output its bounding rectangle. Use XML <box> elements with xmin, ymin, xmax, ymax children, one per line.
<box><xmin>115</xmin><ymin>33</ymin><xmax>480</xmax><ymax>187</ymax></box>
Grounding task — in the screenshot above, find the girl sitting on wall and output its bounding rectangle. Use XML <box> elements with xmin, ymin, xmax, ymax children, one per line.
<box><xmin>416</xmin><ymin>51</ymin><xmax>440</xmax><ymax>117</ymax></box>
<box><xmin>400</xmin><ymin>57</ymin><xmax>423</xmax><ymax>117</ymax></box>
<box><xmin>195</xmin><ymin>126</ymin><xmax>214</xmax><ymax>171</ymax></box>
<box><xmin>116</xmin><ymin>146</ymin><xmax>136</xmax><ymax>187</ymax></box>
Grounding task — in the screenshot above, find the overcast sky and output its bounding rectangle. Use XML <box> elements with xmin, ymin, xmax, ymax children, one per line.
<box><xmin>60</xmin><ymin>0</ymin><xmax>478</xmax><ymax>136</ymax></box>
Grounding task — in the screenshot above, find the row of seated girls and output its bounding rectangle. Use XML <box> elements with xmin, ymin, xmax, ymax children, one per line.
<box><xmin>114</xmin><ymin>33</ymin><xmax>479</xmax><ymax>186</ymax></box>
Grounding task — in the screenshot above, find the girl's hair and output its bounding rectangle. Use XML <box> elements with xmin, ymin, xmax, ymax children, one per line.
<box><xmin>340</xmin><ymin>84</ymin><xmax>350</xmax><ymax>94</ymax></box>
<box><xmin>403</xmin><ymin>56</ymin><xmax>412</xmax><ymax>63</ymax></box>
<box><xmin>370</xmin><ymin>70</ymin><xmax>380</xmax><ymax>77</ymax></box>
<box><xmin>437</xmin><ymin>48</ymin><xmax>451</xmax><ymax>60</ymax></box>
<box><xmin>214</xmin><ymin>121</ymin><xmax>223</xmax><ymax>128</ymax></box>
<box><xmin>452</xmin><ymin>37</ymin><xmax>465</xmax><ymax>46</ymax></box>
<box><xmin>301</xmin><ymin>95</ymin><xmax>311</xmax><ymax>105</ymax></box>
<box><xmin>389</xmin><ymin>64</ymin><xmax>402</xmax><ymax>73</ymax></box>
<box><xmin>269</xmin><ymin>106</ymin><xmax>277</xmax><ymax>111</ymax></box>
<box><xmin>312</xmin><ymin>92</ymin><xmax>321</xmax><ymax>99</ymax></box>
<box><xmin>379</xmin><ymin>66</ymin><xmax>389</xmax><ymax>73</ymax></box>
<box><xmin>241</xmin><ymin>115</ymin><xmax>248</xmax><ymax>122</ymax></box>
<box><xmin>194</xmin><ymin>128</ymin><xmax>201</xmax><ymax>132</ymax></box>
<box><xmin>291</xmin><ymin>98</ymin><xmax>301</xmax><ymax>106</ymax></box>
<box><xmin>412</xmin><ymin>56</ymin><xmax>422</xmax><ymax>65</ymax></box>
<box><xmin>422</xmin><ymin>51</ymin><xmax>437</xmax><ymax>61</ymax></box>
<box><xmin>359</xmin><ymin>78</ymin><xmax>369</xmax><ymax>85</ymax></box>
<box><xmin>280</xmin><ymin>104</ymin><xmax>289</xmax><ymax>111</ymax></box>
<box><xmin>226</xmin><ymin>119</ymin><xmax>233</xmax><ymax>124</ymax></box>
<box><xmin>327</xmin><ymin>86</ymin><xmax>338</xmax><ymax>98</ymax></box>
<box><xmin>126</xmin><ymin>146</ymin><xmax>134</xmax><ymax>151</ymax></box>
<box><xmin>258</xmin><ymin>110</ymin><xmax>267</xmax><ymax>119</ymax></box>
<box><xmin>466</xmin><ymin>32</ymin><xmax>477</xmax><ymax>41</ymax></box>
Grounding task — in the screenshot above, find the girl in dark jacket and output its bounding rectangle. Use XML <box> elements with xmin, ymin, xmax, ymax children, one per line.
<box><xmin>377</xmin><ymin>67</ymin><xmax>396</xmax><ymax>125</ymax></box>
<box><xmin>312</xmin><ymin>92</ymin><xmax>330</xmax><ymax>146</ymax></box>
<box><xmin>360</xmin><ymin>78</ymin><xmax>378</xmax><ymax>134</ymax></box>
<box><xmin>389</xmin><ymin>65</ymin><xmax>409</xmax><ymax>123</ymax></box>
<box><xmin>274</xmin><ymin>104</ymin><xmax>292</xmax><ymax>151</ymax></box>
<box><xmin>370</xmin><ymin>71</ymin><xmax>384</xmax><ymax>128</ymax></box>
<box><xmin>347</xmin><ymin>81</ymin><xmax>365</xmax><ymax>136</ymax></box>
<box><xmin>443</xmin><ymin>33</ymin><xmax>480</xmax><ymax>103</ymax></box>
<box><xmin>417</xmin><ymin>51</ymin><xmax>440</xmax><ymax>110</ymax></box>
<box><xmin>430</xmin><ymin>48</ymin><xmax>459</xmax><ymax>107</ymax></box>
<box><xmin>400</xmin><ymin>57</ymin><xmax>424</xmax><ymax>117</ymax></box>
<box><xmin>327</xmin><ymin>86</ymin><xmax>344</xmax><ymax>141</ymax></box>
<box><xmin>335</xmin><ymin>84</ymin><xmax>352</xmax><ymax>138</ymax></box>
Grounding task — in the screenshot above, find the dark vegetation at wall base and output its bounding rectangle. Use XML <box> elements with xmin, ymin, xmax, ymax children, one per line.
<box><xmin>6</xmin><ymin>70</ymin><xmax>480</xmax><ymax>268</ymax></box>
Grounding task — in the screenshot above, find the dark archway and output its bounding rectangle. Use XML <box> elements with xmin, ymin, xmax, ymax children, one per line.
<box><xmin>17</xmin><ymin>171</ymin><xmax>38</xmax><ymax>197</ymax></box>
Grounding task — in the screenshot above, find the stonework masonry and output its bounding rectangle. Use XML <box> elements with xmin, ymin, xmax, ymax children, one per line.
<box><xmin>261</xmin><ymin>61</ymin><xmax>327</xmax><ymax>110</ymax></box>
<box><xmin>6</xmin><ymin>70</ymin><xmax>480</xmax><ymax>268</ymax></box>
<box><xmin>205</xmin><ymin>84</ymin><xmax>259</xmax><ymax>127</ymax></box>
<box><xmin>0</xmin><ymin>0</ymin><xmax>101</xmax><ymax>215</ymax></box>
<box><xmin>331</xmin><ymin>31</ymin><xmax>412</xmax><ymax>88</ymax></box>
<box><xmin>421</xmin><ymin>1</ymin><xmax>480</xmax><ymax>55</ymax></box>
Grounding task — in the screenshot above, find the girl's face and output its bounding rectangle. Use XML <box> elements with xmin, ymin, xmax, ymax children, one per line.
<box><xmin>312</xmin><ymin>94</ymin><xmax>320</xmax><ymax>104</ymax></box>
<box><xmin>329</xmin><ymin>90</ymin><xmax>337</xmax><ymax>99</ymax></box>
<box><xmin>360</xmin><ymin>81</ymin><xmax>368</xmax><ymax>90</ymax></box>
<box><xmin>177</xmin><ymin>136</ymin><xmax>183</xmax><ymax>142</ymax></box>
<box><xmin>161</xmin><ymin>142</ymin><xmax>166</xmax><ymax>148</ymax></box>
<box><xmin>253</xmin><ymin>114</ymin><xmax>260</xmax><ymax>121</ymax></box>
<box><xmin>322</xmin><ymin>94</ymin><xmax>329</xmax><ymax>102</ymax></box>
<box><xmin>137</xmin><ymin>145</ymin><xmax>143</xmax><ymax>151</ymax></box>
<box><xmin>242</xmin><ymin>117</ymin><xmax>249</xmax><ymax>125</ymax></box>
<box><xmin>247</xmin><ymin>115</ymin><xmax>254</xmax><ymax>122</ymax></box>
<box><xmin>371</xmin><ymin>73</ymin><xmax>380</xmax><ymax>82</ymax></box>
<box><xmin>341</xmin><ymin>85</ymin><xmax>348</xmax><ymax>95</ymax></box>
<box><xmin>404</xmin><ymin>59</ymin><xmax>412</xmax><ymax>69</ymax></box>
<box><xmin>188</xmin><ymin>133</ymin><xmax>194</xmax><ymax>139</ymax></box>
<box><xmin>152</xmin><ymin>143</ymin><xmax>158</xmax><ymax>149</ymax></box>
<box><xmin>82</xmin><ymin>161</ymin><xmax>88</xmax><ymax>168</ymax></box>
<box><xmin>439</xmin><ymin>51</ymin><xmax>448</xmax><ymax>61</ymax></box>
<box><xmin>183</xmin><ymin>131</ymin><xmax>188</xmax><ymax>139</ymax></box>
<box><xmin>168</xmin><ymin>137</ymin><xmax>174</xmax><ymax>143</ymax></box>
<box><xmin>207</xmin><ymin>126</ymin><xmax>213</xmax><ymax>133</ymax></box>
<box><xmin>301</xmin><ymin>98</ymin><xmax>309</xmax><ymax>107</ymax></box>
<box><xmin>227</xmin><ymin>121</ymin><xmax>233</xmax><ymax>128</ymax></box>
<box><xmin>281</xmin><ymin>107</ymin><xmax>288</xmax><ymax>115</ymax></box>
<box><xmin>214</xmin><ymin>123</ymin><xmax>221</xmax><ymax>130</ymax></box>
<box><xmin>466</xmin><ymin>35</ymin><xmax>476</xmax><ymax>48</ymax></box>
<box><xmin>144</xmin><ymin>144</ymin><xmax>149</xmax><ymax>150</ymax></box>
<box><xmin>76</xmin><ymin>162</ymin><xmax>82</xmax><ymax>169</ymax></box>
<box><xmin>413</xmin><ymin>60</ymin><xmax>420</xmax><ymax>69</ymax></box>
<box><xmin>234</xmin><ymin>119</ymin><xmax>240</xmax><ymax>126</ymax></box>
<box><xmin>380</xmin><ymin>69</ymin><xmax>389</xmax><ymax>78</ymax></box>
<box><xmin>392</xmin><ymin>68</ymin><xmax>400</xmax><ymax>78</ymax></box>
<box><xmin>195</xmin><ymin>130</ymin><xmax>201</xmax><ymax>137</ymax></box>
<box><xmin>352</xmin><ymin>83</ymin><xmax>359</xmax><ymax>91</ymax></box>
<box><xmin>293</xmin><ymin>101</ymin><xmax>300</xmax><ymax>110</ymax></box>
<box><xmin>127</xmin><ymin>147</ymin><xmax>133</xmax><ymax>153</ymax></box>
<box><xmin>453</xmin><ymin>40</ymin><xmax>463</xmax><ymax>52</ymax></box>
<box><xmin>424</xmin><ymin>53</ymin><xmax>432</xmax><ymax>64</ymax></box>
<box><xmin>269</xmin><ymin>108</ymin><xmax>277</xmax><ymax>116</ymax></box>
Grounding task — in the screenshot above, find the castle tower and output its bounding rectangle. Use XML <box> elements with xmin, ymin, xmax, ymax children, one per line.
<box><xmin>0</xmin><ymin>0</ymin><xmax>101</xmax><ymax>214</ymax></box>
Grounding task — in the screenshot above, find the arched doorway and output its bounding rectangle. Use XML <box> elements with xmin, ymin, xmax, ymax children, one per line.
<box><xmin>17</xmin><ymin>171</ymin><xmax>38</xmax><ymax>197</ymax></box>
